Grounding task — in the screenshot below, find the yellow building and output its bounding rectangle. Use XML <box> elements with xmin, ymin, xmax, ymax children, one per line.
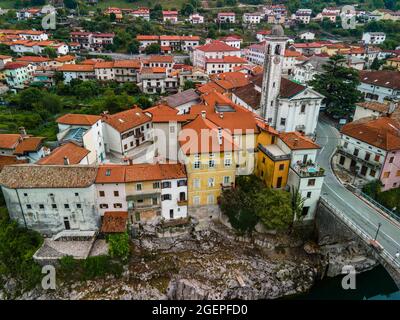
<box><xmin>254</xmin><ymin>121</ymin><xmax>290</xmax><ymax>189</ymax></box>
<box><xmin>178</xmin><ymin>114</ymin><xmax>238</xmax><ymax>206</ymax></box>
<box><xmin>386</xmin><ymin>57</ymin><xmax>400</xmax><ymax>71</ymax></box>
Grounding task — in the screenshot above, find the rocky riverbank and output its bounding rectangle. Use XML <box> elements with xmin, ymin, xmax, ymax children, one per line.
<box><xmin>2</xmin><ymin>218</ymin><xmax>379</xmax><ymax>300</ymax></box>
<box><xmin>3</xmin><ymin>222</ymin><xmax>322</xmax><ymax>300</ymax></box>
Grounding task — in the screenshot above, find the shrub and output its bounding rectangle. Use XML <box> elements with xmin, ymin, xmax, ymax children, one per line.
<box><xmin>107</xmin><ymin>232</ymin><xmax>130</xmax><ymax>262</ymax></box>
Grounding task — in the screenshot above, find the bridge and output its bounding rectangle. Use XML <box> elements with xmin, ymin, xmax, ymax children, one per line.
<box><xmin>316</xmin><ymin>118</ymin><xmax>400</xmax><ymax>288</ymax></box>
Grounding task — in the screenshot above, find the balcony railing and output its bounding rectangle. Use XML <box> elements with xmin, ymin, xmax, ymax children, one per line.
<box><xmin>258</xmin><ymin>143</ymin><xmax>291</xmax><ymax>161</ymax></box>
<box><xmin>292</xmin><ymin>162</ymin><xmax>325</xmax><ymax>178</ymax></box>
<box><xmin>177</xmin><ymin>199</ymin><xmax>188</xmax><ymax>206</ymax></box>
<box><xmin>337</xmin><ymin>146</ymin><xmax>382</xmax><ymax>170</ymax></box>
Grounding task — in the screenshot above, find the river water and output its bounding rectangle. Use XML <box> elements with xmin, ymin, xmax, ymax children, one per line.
<box><xmin>297</xmin><ymin>266</ymin><xmax>400</xmax><ymax>300</ymax></box>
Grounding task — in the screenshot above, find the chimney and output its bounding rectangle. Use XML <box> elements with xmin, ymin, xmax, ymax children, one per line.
<box><xmin>201</xmin><ymin>110</ymin><xmax>206</xmax><ymax>119</ymax></box>
<box><xmin>294</xmin><ymin>138</ymin><xmax>298</xmax><ymax>146</ymax></box>
<box><xmin>101</xmin><ymin>110</ymin><xmax>109</xmax><ymax>118</ymax></box>
<box><xmin>388</xmin><ymin>102</ymin><xmax>397</xmax><ymax>115</ymax></box>
<box><xmin>219</xmin><ymin>112</ymin><xmax>224</xmax><ymax>119</ymax></box>
<box><xmin>19</xmin><ymin>127</ymin><xmax>27</xmax><ymax>137</ymax></box>
<box><xmin>63</xmin><ymin>156</ymin><xmax>70</xmax><ymax>165</ymax></box>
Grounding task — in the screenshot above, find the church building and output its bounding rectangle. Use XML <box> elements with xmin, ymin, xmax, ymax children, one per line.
<box><xmin>232</xmin><ymin>25</ymin><xmax>324</xmax><ymax>136</ymax></box>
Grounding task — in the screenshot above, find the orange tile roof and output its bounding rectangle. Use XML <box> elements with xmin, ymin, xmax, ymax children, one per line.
<box><xmin>16</xmin><ymin>56</ymin><xmax>51</xmax><ymax>63</ymax></box>
<box><xmin>206</xmin><ymin>56</ymin><xmax>248</xmax><ymax>64</ymax></box>
<box><xmin>179</xmin><ymin>115</ymin><xmax>239</xmax><ymax>155</ymax></box>
<box><xmin>103</xmin><ymin>107</ymin><xmax>152</xmax><ymax>133</ymax></box>
<box><xmin>196</xmin><ymin>40</ymin><xmax>240</xmax><ymax>53</ymax></box>
<box><xmin>58</xmin><ymin>64</ymin><xmax>94</xmax><ymax>72</ymax></box>
<box><xmin>0</xmin><ymin>134</ymin><xmax>21</xmax><ymax>150</ymax></box>
<box><xmin>360</xmin><ymin>70</ymin><xmax>400</xmax><ymax>90</ymax></box>
<box><xmin>137</xmin><ymin>35</ymin><xmax>159</xmax><ymax>41</ymax></box>
<box><xmin>147</xmin><ymin>55</ymin><xmax>173</xmax><ymax>63</ymax></box>
<box><xmin>14</xmin><ymin>137</ymin><xmax>44</xmax><ymax>155</ymax></box>
<box><xmin>37</xmin><ymin>142</ymin><xmax>90</xmax><ymax>165</ymax></box>
<box><xmin>94</xmin><ymin>61</ymin><xmax>114</xmax><ymax>69</ymax></box>
<box><xmin>356</xmin><ymin>101</ymin><xmax>390</xmax><ymax>113</ymax></box>
<box><xmin>210</xmin><ymin>72</ymin><xmax>250</xmax><ymax>90</ymax></box>
<box><xmin>197</xmin><ymin>82</ymin><xmax>225</xmax><ymax>95</ymax></box>
<box><xmin>146</xmin><ymin>104</ymin><xmax>195</xmax><ymax>123</ymax></box>
<box><xmin>0</xmin><ymin>155</ymin><xmax>27</xmax><ymax>172</ymax></box>
<box><xmin>113</xmin><ymin>59</ymin><xmax>141</xmax><ymax>69</ymax></box>
<box><xmin>125</xmin><ymin>163</ymin><xmax>186</xmax><ymax>182</ymax></box>
<box><xmin>279</xmin><ymin>132</ymin><xmax>320</xmax><ymax>150</ymax></box>
<box><xmin>54</xmin><ymin>55</ymin><xmax>75</xmax><ymax>62</ymax></box>
<box><xmin>341</xmin><ymin>116</ymin><xmax>400</xmax><ymax>151</ymax></box>
<box><xmin>4</xmin><ymin>62</ymin><xmax>29</xmax><ymax>70</ymax></box>
<box><xmin>101</xmin><ymin>211</ymin><xmax>128</xmax><ymax>233</ymax></box>
<box><xmin>284</xmin><ymin>50</ymin><xmax>302</xmax><ymax>57</ymax></box>
<box><xmin>56</xmin><ymin>113</ymin><xmax>101</xmax><ymax>126</ymax></box>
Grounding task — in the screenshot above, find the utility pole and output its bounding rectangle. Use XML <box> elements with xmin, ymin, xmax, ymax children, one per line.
<box><xmin>374</xmin><ymin>222</ymin><xmax>382</xmax><ymax>241</ymax></box>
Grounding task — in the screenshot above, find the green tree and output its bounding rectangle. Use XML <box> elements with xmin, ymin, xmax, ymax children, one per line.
<box><xmin>63</xmin><ymin>0</ymin><xmax>77</xmax><ymax>9</ymax></box>
<box><xmin>145</xmin><ymin>43</ymin><xmax>161</xmax><ymax>54</ymax></box>
<box><xmin>17</xmin><ymin>87</ymin><xmax>44</xmax><ymax>110</ymax></box>
<box><xmin>181</xmin><ymin>3</ymin><xmax>195</xmax><ymax>16</ymax></box>
<box><xmin>42</xmin><ymin>47</ymin><xmax>58</xmax><ymax>59</ymax></box>
<box><xmin>107</xmin><ymin>232</ymin><xmax>130</xmax><ymax>262</ymax></box>
<box><xmin>290</xmin><ymin>187</ymin><xmax>305</xmax><ymax>221</ymax></box>
<box><xmin>127</xmin><ymin>40</ymin><xmax>140</xmax><ymax>54</ymax></box>
<box><xmin>309</xmin><ymin>55</ymin><xmax>362</xmax><ymax>119</ymax></box>
<box><xmin>288</xmin><ymin>0</ymin><xmax>301</xmax><ymax>13</ymax></box>
<box><xmin>150</xmin><ymin>4</ymin><xmax>163</xmax><ymax>21</ymax></box>
<box><xmin>255</xmin><ymin>189</ymin><xmax>294</xmax><ymax>231</ymax></box>
<box><xmin>370</xmin><ymin>57</ymin><xmax>382</xmax><ymax>70</ymax></box>
<box><xmin>183</xmin><ymin>80</ymin><xmax>196</xmax><ymax>90</ymax></box>
<box><xmin>39</xmin><ymin>93</ymin><xmax>63</xmax><ymax>114</ymax></box>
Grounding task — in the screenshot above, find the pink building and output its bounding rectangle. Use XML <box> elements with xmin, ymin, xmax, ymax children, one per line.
<box><xmin>163</xmin><ymin>11</ymin><xmax>178</xmax><ymax>23</ymax></box>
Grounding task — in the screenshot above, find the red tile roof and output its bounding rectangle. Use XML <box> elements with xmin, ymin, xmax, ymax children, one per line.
<box><xmin>13</xmin><ymin>137</ymin><xmax>44</xmax><ymax>155</ymax></box>
<box><xmin>146</xmin><ymin>104</ymin><xmax>195</xmax><ymax>123</ymax></box>
<box><xmin>359</xmin><ymin>70</ymin><xmax>400</xmax><ymax>90</ymax></box>
<box><xmin>4</xmin><ymin>62</ymin><xmax>29</xmax><ymax>70</ymax></box>
<box><xmin>58</xmin><ymin>64</ymin><xmax>94</xmax><ymax>72</ymax></box>
<box><xmin>0</xmin><ymin>134</ymin><xmax>21</xmax><ymax>150</ymax></box>
<box><xmin>196</xmin><ymin>40</ymin><xmax>240</xmax><ymax>52</ymax></box>
<box><xmin>56</xmin><ymin>113</ymin><xmax>101</xmax><ymax>126</ymax></box>
<box><xmin>103</xmin><ymin>107</ymin><xmax>151</xmax><ymax>133</ymax></box>
<box><xmin>279</xmin><ymin>132</ymin><xmax>320</xmax><ymax>150</ymax></box>
<box><xmin>37</xmin><ymin>142</ymin><xmax>90</xmax><ymax>165</ymax></box>
<box><xmin>356</xmin><ymin>101</ymin><xmax>390</xmax><ymax>113</ymax></box>
<box><xmin>341</xmin><ymin>116</ymin><xmax>400</xmax><ymax>151</ymax></box>
<box><xmin>16</xmin><ymin>56</ymin><xmax>50</xmax><ymax>63</ymax></box>
<box><xmin>179</xmin><ymin>115</ymin><xmax>239</xmax><ymax>154</ymax></box>
<box><xmin>279</xmin><ymin>78</ymin><xmax>306</xmax><ymax>98</ymax></box>
<box><xmin>101</xmin><ymin>211</ymin><xmax>128</xmax><ymax>233</ymax></box>
<box><xmin>0</xmin><ymin>155</ymin><xmax>27</xmax><ymax>171</ymax></box>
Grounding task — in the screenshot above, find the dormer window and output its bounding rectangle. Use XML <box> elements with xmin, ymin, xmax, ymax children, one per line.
<box><xmin>106</xmin><ymin>169</ymin><xmax>111</xmax><ymax>176</ymax></box>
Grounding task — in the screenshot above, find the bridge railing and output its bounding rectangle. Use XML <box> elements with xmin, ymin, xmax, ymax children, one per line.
<box><xmin>320</xmin><ymin>196</ymin><xmax>400</xmax><ymax>269</ymax></box>
<box><xmin>357</xmin><ymin>190</ymin><xmax>400</xmax><ymax>224</ymax></box>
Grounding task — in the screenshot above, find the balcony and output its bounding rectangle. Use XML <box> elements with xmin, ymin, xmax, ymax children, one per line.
<box><xmin>291</xmin><ymin>161</ymin><xmax>325</xmax><ymax>178</ymax></box>
<box><xmin>337</xmin><ymin>146</ymin><xmax>382</xmax><ymax>170</ymax></box>
<box><xmin>134</xmin><ymin>131</ymin><xmax>144</xmax><ymax>139</ymax></box>
<box><xmin>177</xmin><ymin>199</ymin><xmax>188</xmax><ymax>206</ymax></box>
<box><xmin>221</xmin><ymin>182</ymin><xmax>235</xmax><ymax>191</ymax></box>
<box><xmin>258</xmin><ymin>143</ymin><xmax>291</xmax><ymax>161</ymax></box>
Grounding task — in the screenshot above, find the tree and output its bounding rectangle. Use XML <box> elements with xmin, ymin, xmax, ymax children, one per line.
<box><xmin>254</xmin><ymin>189</ymin><xmax>294</xmax><ymax>231</ymax></box>
<box><xmin>127</xmin><ymin>40</ymin><xmax>140</xmax><ymax>54</ymax></box>
<box><xmin>39</xmin><ymin>93</ymin><xmax>63</xmax><ymax>114</ymax></box>
<box><xmin>181</xmin><ymin>3</ymin><xmax>194</xmax><ymax>16</ymax></box>
<box><xmin>17</xmin><ymin>87</ymin><xmax>44</xmax><ymax>110</ymax></box>
<box><xmin>288</xmin><ymin>0</ymin><xmax>301</xmax><ymax>14</ymax></box>
<box><xmin>107</xmin><ymin>232</ymin><xmax>130</xmax><ymax>262</ymax></box>
<box><xmin>290</xmin><ymin>187</ymin><xmax>305</xmax><ymax>221</ymax></box>
<box><xmin>309</xmin><ymin>55</ymin><xmax>363</xmax><ymax>119</ymax></box>
<box><xmin>150</xmin><ymin>4</ymin><xmax>163</xmax><ymax>21</ymax></box>
<box><xmin>183</xmin><ymin>80</ymin><xmax>196</xmax><ymax>90</ymax></box>
<box><xmin>145</xmin><ymin>43</ymin><xmax>161</xmax><ymax>55</ymax></box>
<box><xmin>370</xmin><ymin>57</ymin><xmax>383</xmax><ymax>70</ymax></box>
<box><xmin>42</xmin><ymin>47</ymin><xmax>57</xmax><ymax>59</ymax></box>
<box><xmin>63</xmin><ymin>0</ymin><xmax>77</xmax><ymax>9</ymax></box>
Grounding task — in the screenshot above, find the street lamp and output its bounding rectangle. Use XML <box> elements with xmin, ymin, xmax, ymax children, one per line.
<box><xmin>374</xmin><ymin>222</ymin><xmax>382</xmax><ymax>241</ymax></box>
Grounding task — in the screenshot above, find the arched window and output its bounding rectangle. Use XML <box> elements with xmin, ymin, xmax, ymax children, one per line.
<box><xmin>275</xmin><ymin>44</ymin><xmax>281</xmax><ymax>55</ymax></box>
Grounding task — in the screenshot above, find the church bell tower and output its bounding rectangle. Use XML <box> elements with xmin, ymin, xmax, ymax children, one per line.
<box><xmin>260</xmin><ymin>25</ymin><xmax>288</xmax><ymax>126</ymax></box>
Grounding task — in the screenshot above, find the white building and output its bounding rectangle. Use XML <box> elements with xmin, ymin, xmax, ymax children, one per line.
<box><xmin>188</xmin><ymin>13</ymin><xmax>204</xmax><ymax>24</ymax></box>
<box><xmin>0</xmin><ymin>165</ymin><xmax>99</xmax><ymax>236</ymax></box>
<box><xmin>56</xmin><ymin>113</ymin><xmax>106</xmax><ymax>164</ymax></box>
<box><xmin>217</xmin><ymin>12</ymin><xmax>235</xmax><ymax>23</ymax></box>
<box><xmin>218</xmin><ymin>35</ymin><xmax>242</xmax><ymax>49</ymax></box>
<box><xmin>362</xmin><ymin>32</ymin><xmax>386</xmax><ymax>45</ymax></box>
<box><xmin>244</xmin><ymin>42</ymin><xmax>265</xmax><ymax>65</ymax></box>
<box><xmin>293</xmin><ymin>55</ymin><xmax>329</xmax><ymax>85</ymax></box>
<box><xmin>299</xmin><ymin>31</ymin><xmax>315</xmax><ymax>40</ymax></box>
<box><xmin>130</xmin><ymin>8</ymin><xmax>150</xmax><ymax>21</ymax></box>
<box><xmin>280</xmin><ymin>132</ymin><xmax>324</xmax><ymax>220</ymax></box>
<box><xmin>58</xmin><ymin>64</ymin><xmax>95</xmax><ymax>83</ymax></box>
<box><xmin>294</xmin><ymin>9</ymin><xmax>312</xmax><ymax>24</ymax></box>
<box><xmin>192</xmin><ymin>40</ymin><xmax>242</xmax><ymax>70</ymax></box>
<box><xmin>102</xmin><ymin>108</ymin><xmax>153</xmax><ymax>156</ymax></box>
<box><xmin>358</xmin><ymin>70</ymin><xmax>400</xmax><ymax>102</ymax></box>
<box><xmin>163</xmin><ymin>10</ymin><xmax>178</xmax><ymax>23</ymax></box>
<box><xmin>233</xmin><ymin>26</ymin><xmax>324</xmax><ymax>136</ymax></box>
<box><xmin>242</xmin><ymin>12</ymin><xmax>262</xmax><ymax>24</ymax></box>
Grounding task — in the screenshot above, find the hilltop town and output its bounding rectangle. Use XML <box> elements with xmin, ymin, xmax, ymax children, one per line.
<box><xmin>0</xmin><ymin>1</ymin><xmax>400</xmax><ymax>300</ymax></box>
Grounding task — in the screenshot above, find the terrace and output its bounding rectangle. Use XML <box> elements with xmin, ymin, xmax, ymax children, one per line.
<box><xmin>291</xmin><ymin>160</ymin><xmax>325</xmax><ymax>178</ymax></box>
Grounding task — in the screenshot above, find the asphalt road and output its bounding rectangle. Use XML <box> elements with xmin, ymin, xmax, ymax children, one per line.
<box><xmin>316</xmin><ymin>118</ymin><xmax>400</xmax><ymax>262</ymax></box>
